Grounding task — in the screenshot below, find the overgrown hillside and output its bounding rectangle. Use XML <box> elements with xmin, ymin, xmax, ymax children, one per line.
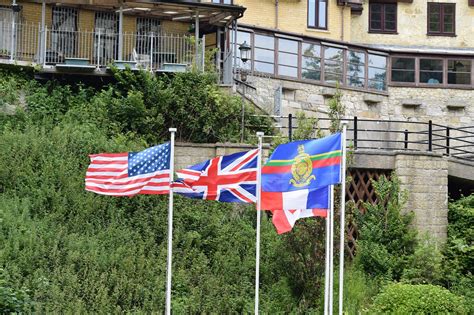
<box><xmin>0</xmin><ymin>69</ymin><xmax>472</xmax><ymax>313</ymax></box>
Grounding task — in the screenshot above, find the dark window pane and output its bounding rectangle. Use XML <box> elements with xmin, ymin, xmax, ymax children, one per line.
<box><xmin>444</xmin><ymin>23</ymin><xmax>453</xmax><ymax>33</ymax></box>
<box><xmin>420</xmin><ymin>59</ymin><xmax>443</xmax><ymax>71</ymax></box>
<box><xmin>448</xmin><ymin>60</ymin><xmax>471</xmax><ymax>72</ymax></box>
<box><xmin>279</xmin><ymin>38</ymin><xmax>298</xmax><ymax>53</ymax></box>
<box><xmin>254</xmin><ymin>61</ymin><xmax>274</xmax><ymax>74</ymax></box>
<box><xmin>429</xmin><ymin>12</ymin><xmax>440</xmax><ymax>23</ymax></box>
<box><xmin>385</xmin><ymin>4</ymin><xmax>396</xmax><ymax>14</ymax></box>
<box><xmin>429</xmin><ymin>4</ymin><xmax>440</xmax><ymax>14</ymax></box>
<box><xmin>254</xmin><ymin>34</ymin><xmax>274</xmax><ymax>48</ymax></box>
<box><xmin>302</xmin><ymin>69</ymin><xmax>321</xmax><ymax>80</ymax></box>
<box><xmin>420</xmin><ymin>71</ymin><xmax>443</xmax><ymax>84</ymax></box>
<box><xmin>278</xmin><ymin>52</ymin><xmax>298</xmax><ymax>67</ymax></box>
<box><xmin>392</xmin><ymin>70</ymin><xmax>415</xmax><ymax>82</ymax></box>
<box><xmin>302</xmin><ymin>43</ymin><xmax>321</xmax><ymax>57</ymax></box>
<box><xmin>303</xmin><ymin>56</ymin><xmax>321</xmax><ymax>70</ymax></box>
<box><xmin>371</xmin><ymin>4</ymin><xmax>382</xmax><ymax>13</ymax></box>
<box><xmin>385</xmin><ymin>21</ymin><xmax>396</xmax><ymax>31</ymax></box>
<box><xmin>429</xmin><ymin>23</ymin><xmax>440</xmax><ymax>32</ymax></box>
<box><xmin>254</xmin><ymin>48</ymin><xmax>274</xmax><ymax>63</ymax></box>
<box><xmin>371</xmin><ymin>20</ymin><xmax>382</xmax><ymax>30</ymax></box>
<box><xmin>392</xmin><ymin>57</ymin><xmax>415</xmax><ymax>70</ymax></box>
<box><xmin>448</xmin><ymin>73</ymin><xmax>471</xmax><ymax>85</ymax></box>
<box><xmin>278</xmin><ymin>65</ymin><xmax>298</xmax><ymax>77</ymax></box>
<box><xmin>444</xmin><ymin>4</ymin><xmax>454</xmax><ymax>14</ymax></box>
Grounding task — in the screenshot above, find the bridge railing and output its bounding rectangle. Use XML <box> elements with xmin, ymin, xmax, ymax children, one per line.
<box><xmin>248</xmin><ymin>115</ymin><xmax>474</xmax><ymax>163</ymax></box>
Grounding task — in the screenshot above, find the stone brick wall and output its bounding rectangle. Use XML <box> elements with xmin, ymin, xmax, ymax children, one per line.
<box><xmin>395</xmin><ymin>152</ymin><xmax>448</xmax><ymax>242</ymax></box>
<box><xmin>351</xmin><ymin>0</ymin><xmax>474</xmax><ymax>48</ymax></box>
<box><xmin>175</xmin><ymin>142</ymin><xmax>267</xmax><ymax>171</ymax></box>
<box><xmin>244</xmin><ymin>76</ymin><xmax>474</xmax><ymax>127</ymax></box>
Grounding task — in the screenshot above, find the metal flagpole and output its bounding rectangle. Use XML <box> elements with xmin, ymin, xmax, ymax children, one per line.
<box><xmin>338</xmin><ymin>122</ymin><xmax>348</xmax><ymax>315</ymax></box>
<box><xmin>329</xmin><ymin>185</ymin><xmax>335</xmax><ymax>315</ymax></box>
<box><xmin>255</xmin><ymin>131</ymin><xmax>264</xmax><ymax>315</ymax></box>
<box><xmin>324</xmin><ymin>186</ymin><xmax>330</xmax><ymax>315</ymax></box>
<box><xmin>165</xmin><ymin>128</ymin><xmax>177</xmax><ymax>315</ymax></box>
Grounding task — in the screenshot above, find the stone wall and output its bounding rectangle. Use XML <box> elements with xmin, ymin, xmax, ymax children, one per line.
<box><xmin>395</xmin><ymin>152</ymin><xmax>449</xmax><ymax>242</ymax></box>
<box><xmin>174</xmin><ymin>142</ymin><xmax>267</xmax><ymax>171</ymax></box>
<box><xmin>351</xmin><ymin>0</ymin><xmax>474</xmax><ymax>48</ymax></box>
<box><xmin>240</xmin><ymin>76</ymin><xmax>473</xmax><ymax>153</ymax></box>
<box><xmin>245</xmin><ymin>76</ymin><xmax>474</xmax><ymax>127</ymax></box>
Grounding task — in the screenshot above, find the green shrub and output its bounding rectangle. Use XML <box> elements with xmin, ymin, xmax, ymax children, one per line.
<box><xmin>0</xmin><ymin>269</ymin><xmax>32</xmax><ymax>313</ymax></box>
<box><xmin>442</xmin><ymin>194</ymin><xmax>474</xmax><ymax>314</ymax></box>
<box><xmin>401</xmin><ymin>237</ymin><xmax>443</xmax><ymax>285</ymax></box>
<box><xmin>368</xmin><ymin>283</ymin><xmax>467</xmax><ymax>314</ymax></box>
<box><xmin>355</xmin><ymin>174</ymin><xmax>417</xmax><ymax>280</ymax></box>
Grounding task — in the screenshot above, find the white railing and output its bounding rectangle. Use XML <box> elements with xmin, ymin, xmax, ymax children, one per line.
<box><xmin>0</xmin><ymin>21</ymin><xmax>203</xmax><ymax>71</ymax></box>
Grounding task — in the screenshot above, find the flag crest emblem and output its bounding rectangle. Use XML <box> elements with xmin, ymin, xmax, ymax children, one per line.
<box><xmin>290</xmin><ymin>144</ymin><xmax>316</xmax><ymax>187</ymax></box>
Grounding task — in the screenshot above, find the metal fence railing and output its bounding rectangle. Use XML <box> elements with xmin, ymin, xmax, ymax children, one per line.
<box><xmin>249</xmin><ymin>115</ymin><xmax>474</xmax><ymax>162</ymax></box>
<box><xmin>0</xmin><ymin>21</ymin><xmax>203</xmax><ymax>71</ymax></box>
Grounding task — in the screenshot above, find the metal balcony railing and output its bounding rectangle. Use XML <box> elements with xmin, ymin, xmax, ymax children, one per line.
<box><xmin>0</xmin><ymin>21</ymin><xmax>204</xmax><ymax>72</ymax></box>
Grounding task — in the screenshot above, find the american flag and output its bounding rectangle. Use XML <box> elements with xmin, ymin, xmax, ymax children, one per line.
<box><xmin>85</xmin><ymin>143</ymin><xmax>171</xmax><ymax>196</ymax></box>
<box><xmin>175</xmin><ymin>149</ymin><xmax>259</xmax><ymax>203</ymax></box>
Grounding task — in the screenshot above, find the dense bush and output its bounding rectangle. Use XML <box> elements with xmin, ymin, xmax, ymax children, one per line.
<box><xmin>355</xmin><ymin>175</ymin><xmax>417</xmax><ymax>280</ymax></box>
<box><xmin>368</xmin><ymin>283</ymin><xmax>467</xmax><ymax>314</ymax></box>
<box><xmin>442</xmin><ymin>195</ymin><xmax>474</xmax><ymax>313</ymax></box>
<box><xmin>0</xmin><ymin>69</ymin><xmax>300</xmax><ymax>313</ymax></box>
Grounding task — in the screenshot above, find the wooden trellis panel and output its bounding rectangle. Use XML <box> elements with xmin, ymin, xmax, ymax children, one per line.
<box><xmin>345</xmin><ymin>168</ymin><xmax>392</xmax><ymax>258</ymax></box>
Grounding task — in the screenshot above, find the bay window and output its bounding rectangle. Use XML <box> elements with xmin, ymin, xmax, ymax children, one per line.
<box><xmin>277</xmin><ymin>38</ymin><xmax>298</xmax><ymax>78</ymax></box>
<box><xmin>324</xmin><ymin>47</ymin><xmax>343</xmax><ymax>84</ymax></box>
<box><xmin>302</xmin><ymin>42</ymin><xmax>321</xmax><ymax>81</ymax></box>
<box><xmin>368</xmin><ymin>54</ymin><xmax>387</xmax><ymax>91</ymax></box>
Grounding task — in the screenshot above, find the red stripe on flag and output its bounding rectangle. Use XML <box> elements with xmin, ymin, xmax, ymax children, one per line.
<box><xmin>229</xmin><ymin>149</ymin><xmax>259</xmax><ymax>172</ymax></box>
<box><xmin>228</xmin><ymin>188</ymin><xmax>253</xmax><ymax>203</ymax></box>
<box><xmin>89</xmin><ymin>153</ymin><xmax>128</xmax><ymax>158</ymax></box>
<box><xmin>262</xmin><ymin>156</ymin><xmax>342</xmax><ymax>174</ymax></box>
<box><xmin>271</xmin><ymin>210</ymin><xmax>293</xmax><ymax>234</ymax></box>
<box><xmin>312</xmin><ymin>208</ymin><xmax>328</xmax><ymax>218</ymax></box>
<box><xmin>261</xmin><ymin>191</ymin><xmax>283</xmax><ymax>210</ymax></box>
<box><xmin>88</xmin><ymin>160</ymin><xmax>128</xmax><ymax>165</ymax></box>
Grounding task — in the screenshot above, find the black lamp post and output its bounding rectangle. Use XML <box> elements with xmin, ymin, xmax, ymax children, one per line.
<box><xmin>238</xmin><ymin>41</ymin><xmax>251</xmax><ymax>82</ymax></box>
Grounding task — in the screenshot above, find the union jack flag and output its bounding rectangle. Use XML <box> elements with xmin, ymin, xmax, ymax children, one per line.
<box><xmin>174</xmin><ymin>149</ymin><xmax>259</xmax><ymax>203</ymax></box>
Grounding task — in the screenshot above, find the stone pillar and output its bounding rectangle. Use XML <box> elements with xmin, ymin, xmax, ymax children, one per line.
<box><xmin>395</xmin><ymin>152</ymin><xmax>448</xmax><ymax>242</ymax></box>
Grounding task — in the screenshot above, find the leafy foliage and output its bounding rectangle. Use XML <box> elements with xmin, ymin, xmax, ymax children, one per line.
<box><xmin>442</xmin><ymin>194</ymin><xmax>474</xmax><ymax>313</ymax></box>
<box><xmin>368</xmin><ymin>283</ymin><xmax>467</xmax><ymax>314</ymax></box>
<box><xmin>355</xmin><ymin>174</ymin><xmax>417</xmax><ymax>280</ymax></box>
<box><xmin>0</xmin><ymin>269</ymin><xmax>32</xmax><ymax>313</ymax></box>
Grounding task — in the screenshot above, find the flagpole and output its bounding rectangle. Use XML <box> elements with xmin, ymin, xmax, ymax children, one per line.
<box><xmin>338</xmin><ymin>122</ymin><xmax>348</xmax><ymax>315</ymax></box>
<box><xmin>329</xmin><ymin>185</ymin><xmax>335</xmax><ymax>315</ymax></box>
<box><xmin>255</xmin><ymin>131</ymin><xmax>264</xmax><ymax>315</ymax></box>
<box><xmin>324</xmin><ymin>186</ymin><xmax>330</xmax><ymax>315</ymax></box>
<box><xmin>165</xmin><ymin>128</ymin><xmax>176</xmax><ymax>315</ymax></box>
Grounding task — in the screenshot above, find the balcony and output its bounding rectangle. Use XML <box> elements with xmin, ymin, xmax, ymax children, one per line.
<box><xmin>0</xmin><ymin>22</ymin><xmax>205</xmax><ymax>74</ymax></box>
